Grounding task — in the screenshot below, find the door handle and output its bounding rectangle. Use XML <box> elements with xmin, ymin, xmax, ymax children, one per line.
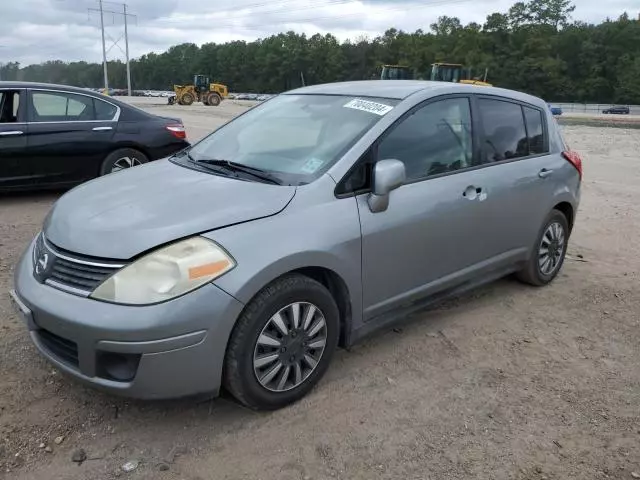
<box><xmin>539</xmin><ymin>168</ymin><xmax>554</xmax><ymax>179</ymax></box>
<box><xmin>92</xmin><ymin>126</ymin><xmax>113</xmax><ymax>132</ymax></box>
<box><xmin>0</xmin><ymin>130</ymin><xmax>24</xmax><ymax>136</ymax></box>
<box><xmin>463</xmin><ymin>185</ymin><xmax>484</xmax><ymax>200</ymax></box>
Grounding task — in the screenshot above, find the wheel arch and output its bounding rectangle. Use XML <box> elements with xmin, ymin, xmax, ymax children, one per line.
<box><xmin>290</xmin><ymin>266</ymin><xmax>352</xmax><ymax>348</ymax></box>
<box><xmin>217</xmin><ymin>255</ymin><xmax>358</xmax><ymax>349</ymax></box>
<box><xmin>553</xmin><ymin>201</ymin><xmax>574</xmax><ymax>233</ymax></box>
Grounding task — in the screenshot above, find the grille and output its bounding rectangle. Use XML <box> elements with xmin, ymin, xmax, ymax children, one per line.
<box><xmin>35</xmin><ymin>234</ymin><xmax>125</xmax><ymax>295</ymax></box>
<box><xmin>37</xmin><ymin>328</ymin><xmax>79</xmax><ymax>368</ymax></box>
<box><xmin>49</xmin><ymin>257</ymin><xmax>119</xmax><ymax>292</ymax></box>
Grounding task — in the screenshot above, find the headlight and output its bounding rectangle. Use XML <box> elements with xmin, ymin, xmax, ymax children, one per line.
<box><xmin>90</xmin><ymin>237</ymin><xmax>235</xmax><ymax>305</ymax></box>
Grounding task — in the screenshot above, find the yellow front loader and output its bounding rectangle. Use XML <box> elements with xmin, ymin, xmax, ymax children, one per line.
<box><xmin>169</xmin><ymin>74</ymin><xmax>228</xmax><ymax>106</ymax></box>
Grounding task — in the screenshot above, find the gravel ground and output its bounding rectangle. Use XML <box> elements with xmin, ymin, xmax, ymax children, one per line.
<box><xmin>1</xmin><ymin>114</ymin><xmax>639</xmax><ymax>480</ymax></box>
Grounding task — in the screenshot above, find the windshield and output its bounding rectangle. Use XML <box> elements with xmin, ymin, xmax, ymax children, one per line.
<box><xmin>186</xmin><ymin>94</ymin><xmax>399</xmax><ymax>185</ymax></box>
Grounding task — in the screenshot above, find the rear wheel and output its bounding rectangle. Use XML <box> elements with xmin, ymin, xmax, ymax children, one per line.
<box><xmin>223</xmin><ymin>274</ymin><xmax>339</xmax><ymax>410</ymax></box>
<box><xmin>517</xmin><ymin>209</ymin><xmax>569</xmax><ymax>286</ymax></box>
<box><xmin>180</xmin><ymin>92</ymin><xmax>194</xmax><ymax>106</ymax></box>
<box><xmin>100</xmin><ymin>148</ymin><xmax>149</xmax><ymax>176</ymax></box>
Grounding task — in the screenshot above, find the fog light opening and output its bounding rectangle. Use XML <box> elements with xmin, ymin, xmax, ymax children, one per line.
<box><xmin>97</xmin><ymin>352</ymin><xmax>141</xmax><ymax>382</ymax></box>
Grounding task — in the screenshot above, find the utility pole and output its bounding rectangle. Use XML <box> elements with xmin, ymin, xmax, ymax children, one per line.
<box><xmin>99</xmin><ymin>0</ymin><xmax>109</xmax><ymax>93</ymax></box>
<box><xmin>124</xmin><ymin>3</ymin><xmax>132</xmax><ymax>96</ymax></box>
<box><xmin>89</xmin><ymin>1</ymin><xmax>136</xmax><ymax>95</ymax></box>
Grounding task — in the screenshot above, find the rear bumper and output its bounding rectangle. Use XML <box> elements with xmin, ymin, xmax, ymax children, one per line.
<box><xmin>148</xmin><ymin>141</ymin><xmax>190</xmax><ymax>161</ymax></box>
<box><xmin>12</xmin><ymin>238</ymin><xmax>244</xmax><ymax>399</ymax></box>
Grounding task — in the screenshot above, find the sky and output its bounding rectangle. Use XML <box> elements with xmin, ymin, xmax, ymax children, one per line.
<box><xmin>0</xmin><ymin>0</ymin><xmax>637</xmax><ymax>66</ymax></box>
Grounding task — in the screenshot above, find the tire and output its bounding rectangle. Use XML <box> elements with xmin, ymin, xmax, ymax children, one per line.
<box><xmin>100</xmin><ymin>148</ymin><xmax>149</xmax><ymax>176</ymax></box>
<box><xmin>223</xmin><ymin>274</ymin><xmax>339</xmax><ymax>410</ymax></box>
<box><xmin>517</xmin><ymin>209</ymin><xmax>569</xmax><ymax>286</ymax></box>
<box><xmin>181</xmin><ymin>92</ymin><xmax>194</xmax><ymax>106</ymax></box>
<box><xmin>202</xmin><ymin>95</ymin><xmax>210</xmax><ymax>106</ymax></box>
<box><xmin>208</xmin><ymin>93</ymin><xmax>221</xmax><ymax>106</ymax></box>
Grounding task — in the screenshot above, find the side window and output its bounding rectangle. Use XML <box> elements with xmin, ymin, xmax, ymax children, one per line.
<box><xmin>31</xmin><ymin>91</ymin><xmax>95</xmax><ymax>122</ymax></box>
<box><xmin>94</xmin><ymin>99</ymin><xmax>118</xmax><ymax>121</ymax></box>
<box><xmin>478</xmin><ymin>99</ymin><xmax>528</xmax><ymax>162</ymax></box>
<box><xmin>523</xmin><ymin>106</ymin><xmax>546</xmax><ymax>155</ymax></box>
<box><xmin>378</xmin><ymin>97</ymin><xmax>473</xmax><ymax>182</ymax></box>
<box><xmin>338</xmin><ymin>149</ymin><xmax>374</xmax><ymax>195</ymax></box>
<box><xmin>0</xmin><ymin>91</ymin><xmax>22</xmax><ymax>123</ymax></box>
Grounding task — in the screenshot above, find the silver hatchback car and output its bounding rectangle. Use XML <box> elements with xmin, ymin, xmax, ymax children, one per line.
<box><xmin>11</xmin><ymin>81</ymin><xmax>582</xmax><ymax>410</ymax></box>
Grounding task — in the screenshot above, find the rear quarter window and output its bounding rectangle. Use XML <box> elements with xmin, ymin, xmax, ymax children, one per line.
<box><xmin>523</xmin><ymin>106</ymin><xmax>547</xmax><ymax>154</ymax></box>
<box><xmin>94</xmin><ymin>99</ymin><xmax>118</xmax><ymax>120</ymax></box>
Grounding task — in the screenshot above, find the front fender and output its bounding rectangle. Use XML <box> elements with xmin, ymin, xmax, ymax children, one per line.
<box><xmin>206</xmin><ymin>191</ymin><xmax>363</xmax><ymax>329</ymax></box>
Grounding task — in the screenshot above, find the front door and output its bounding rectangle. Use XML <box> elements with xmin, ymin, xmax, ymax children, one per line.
<box><xmin>0</xmin><ymin>88</ymin><xmax>30</xmax><ymax>188</ymax></box>
<box><xmin>25</xmin><ymin>89</ymin><xmax>117</xmax><ymax>185</ymax></box>
<box><xmin>357</xmin><ymin>96</ymin><xmax>507</xmax><ymax>322</ymax></box>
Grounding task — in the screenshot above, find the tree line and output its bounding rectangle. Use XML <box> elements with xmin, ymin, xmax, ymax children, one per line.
<box><xmin>2</xmin><ymin>0</ymin><xmax>640</xmax><ymax>103</ymax></box>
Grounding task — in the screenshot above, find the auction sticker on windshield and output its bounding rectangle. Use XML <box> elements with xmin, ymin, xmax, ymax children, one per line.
<box><xmin>344</xmin><ymin>98</ymin><xmax>394</xmax><ymax>116</ymax></box>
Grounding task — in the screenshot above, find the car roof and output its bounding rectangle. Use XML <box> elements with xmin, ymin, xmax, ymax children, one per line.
<box><xmin>0</xmin><ymin>80</ymin><xmax>142</xmax><ymax>111</ymax></box>
<box><xmin>286</xmin><ymin>80</ymin><xmax>546</xmax><ymax>107</ymax></box>
<box><xmin>0</xmin><ymin>81</ymin><xmax>102</xmax><ymax>94</ymax></box>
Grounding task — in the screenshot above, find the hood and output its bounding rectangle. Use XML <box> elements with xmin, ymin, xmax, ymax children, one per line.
<box><xmin>44</xmin><ymin>159</ymin><xmax>296</xmax><ymax>259</ymax></box>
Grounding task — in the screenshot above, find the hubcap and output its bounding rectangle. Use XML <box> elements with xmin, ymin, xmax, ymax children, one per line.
<box><xmin>538</xmin><ymin>222</ymin><xmax>565</xmax><ymax>276</ymax></box>
<box><xmin>111</xmin><ymin>156</ymin><xmax>142</xmax><ymax>173</ymax></box>
<box><xmin>253</xmin><ymin>302</ymin><xmax>327</xmax><ymax>392</ymax></box>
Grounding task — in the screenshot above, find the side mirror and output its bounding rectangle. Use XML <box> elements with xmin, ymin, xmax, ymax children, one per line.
<box><xmin>368</xmin><ymin>159</ymin><xmax>406</xmax><ymax>213</ymax></box>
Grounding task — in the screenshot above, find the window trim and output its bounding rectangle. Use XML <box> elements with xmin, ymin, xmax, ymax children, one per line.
<box><xmin>27</xmin><ymin>88</ymin><xmax>121</xmax><ymax>124</ymax></box>
<box><xmin>0</xmin><ymin>88</ymin><xmax>28</xmax><ymax>125</ymax></box>
<box><xmin>474</xmin><ymin>94</ymin><xmax>550</xmax><ymax>168</ymax></box>
<box><xmin>334</xmin><ymin>93</ymin><xmax>553</xmax><ymax>199</ymax></box>
<box><xmin>335</xmin><ymin>93</ymin><xmax>478</xmax><ymax>197</ymax></box>
<box><xmin>522</xmin><ymin>104</ymin><xmax>549</xmax><ymax>157</ymax></box>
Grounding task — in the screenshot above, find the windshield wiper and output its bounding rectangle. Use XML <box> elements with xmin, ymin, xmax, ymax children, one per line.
<box><xmin>194</xmin><ymin>159</ymin><xmax>282</xmax><ymax>185</ymax></box>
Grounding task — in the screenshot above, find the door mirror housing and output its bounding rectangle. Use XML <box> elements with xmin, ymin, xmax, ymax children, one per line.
<box><xmin>368</xmin><ymin>159</ymin><xmax>406</xmax><ymax>213</ymax></box>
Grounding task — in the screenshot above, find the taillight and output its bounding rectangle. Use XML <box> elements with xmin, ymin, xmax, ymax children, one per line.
<box><xmin>562</xmin><ymin>150</ymin><xmax>583</xmax><ymax>180</ymax></box>
<box><xmin>166</xmin><ymin>124</ymin><xmax>186</xmax><ymax>139</ymax></box>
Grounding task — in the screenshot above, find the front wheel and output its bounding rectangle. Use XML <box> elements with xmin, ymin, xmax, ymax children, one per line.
<box><xmin>223</xmin><ymin>274</ymin><xmax>339</xmax><ymax>410</ymax></box>
<box><xmin>207</xmin><ymin>93</ymin><xmax>221</xmax><ymax>106</ymax></box>
<box><xmin>517</xmin><ymin>209</ymin><xmax>569</xmax><ymax>286</ymax></box>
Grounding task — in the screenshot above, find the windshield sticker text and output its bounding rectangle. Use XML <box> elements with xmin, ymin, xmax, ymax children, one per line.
<box><xmin>301</xmin><ymin>158</ymin><xmax>325</xmax><ymax>174</ymax></box>
<box><xmin>343</xmin><ymin>99</ymin><xmax>393</xmax><ymax>116</ymax></box>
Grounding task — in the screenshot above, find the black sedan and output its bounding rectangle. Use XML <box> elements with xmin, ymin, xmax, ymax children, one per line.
<box><xmin>0</xmin><ymin>81</ymin><xmax>189</xmax><ymax>190</ymax></box>
<box><xmin>602</xmin><ymin>105</ymin><xmax>630</xmax><ymax>115</ymax></box>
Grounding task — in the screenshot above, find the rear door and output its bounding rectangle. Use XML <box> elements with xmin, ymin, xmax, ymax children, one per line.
<box><xmin>474</xmin><ymin>96</ymin><xmax>565</xmax><ymax>255</ymax></box>
<box><xmin>25</xmin><ymin>89</ymin><xmax>118</xmax><ymax>185</ymax></box>
<box><xmin>0</xmin><ymin>88</ymin><xmax>30</xmax><ymax>188</ymax></box>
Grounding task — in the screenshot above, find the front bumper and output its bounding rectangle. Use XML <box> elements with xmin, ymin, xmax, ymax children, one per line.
<box><xmin>12</xmin><ymin>238</ymin><xmax>244</xmax><ymax>399</ymax></box>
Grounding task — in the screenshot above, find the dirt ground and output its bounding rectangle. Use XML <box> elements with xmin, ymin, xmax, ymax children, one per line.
<box><xmin>1</xmin><ymin>111</ymin><xmax>639</xmax><ymax>480</ymax></box>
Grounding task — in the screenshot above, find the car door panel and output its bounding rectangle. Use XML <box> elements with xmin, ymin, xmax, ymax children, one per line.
<box><xmin>357</xmin><ymin>164</ymin><xmax>527</xmax><ymax>321</ymax></box>
<box><xmin>475</xmin><ymin>98</ymin><xmax>563</xmax><ymax>256</ymax></box>
<box><xmin>25</xmin><ymin>89</ymin><xmax>117</xmax><ymax>185</ymax></box>
<box><xmin>26</xmin><ymin>122</ymin><xmax>116</xmax><ymax>184</ymax></box>
<box><xmin>0</xmin><ymin>88</ymin><xmax>30</xmax><ymax>188</ymax></box>
<box><xmin>357</xmin><ymin>95</ymin><xmax>512</xmax><ymax>322</ymax></box>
